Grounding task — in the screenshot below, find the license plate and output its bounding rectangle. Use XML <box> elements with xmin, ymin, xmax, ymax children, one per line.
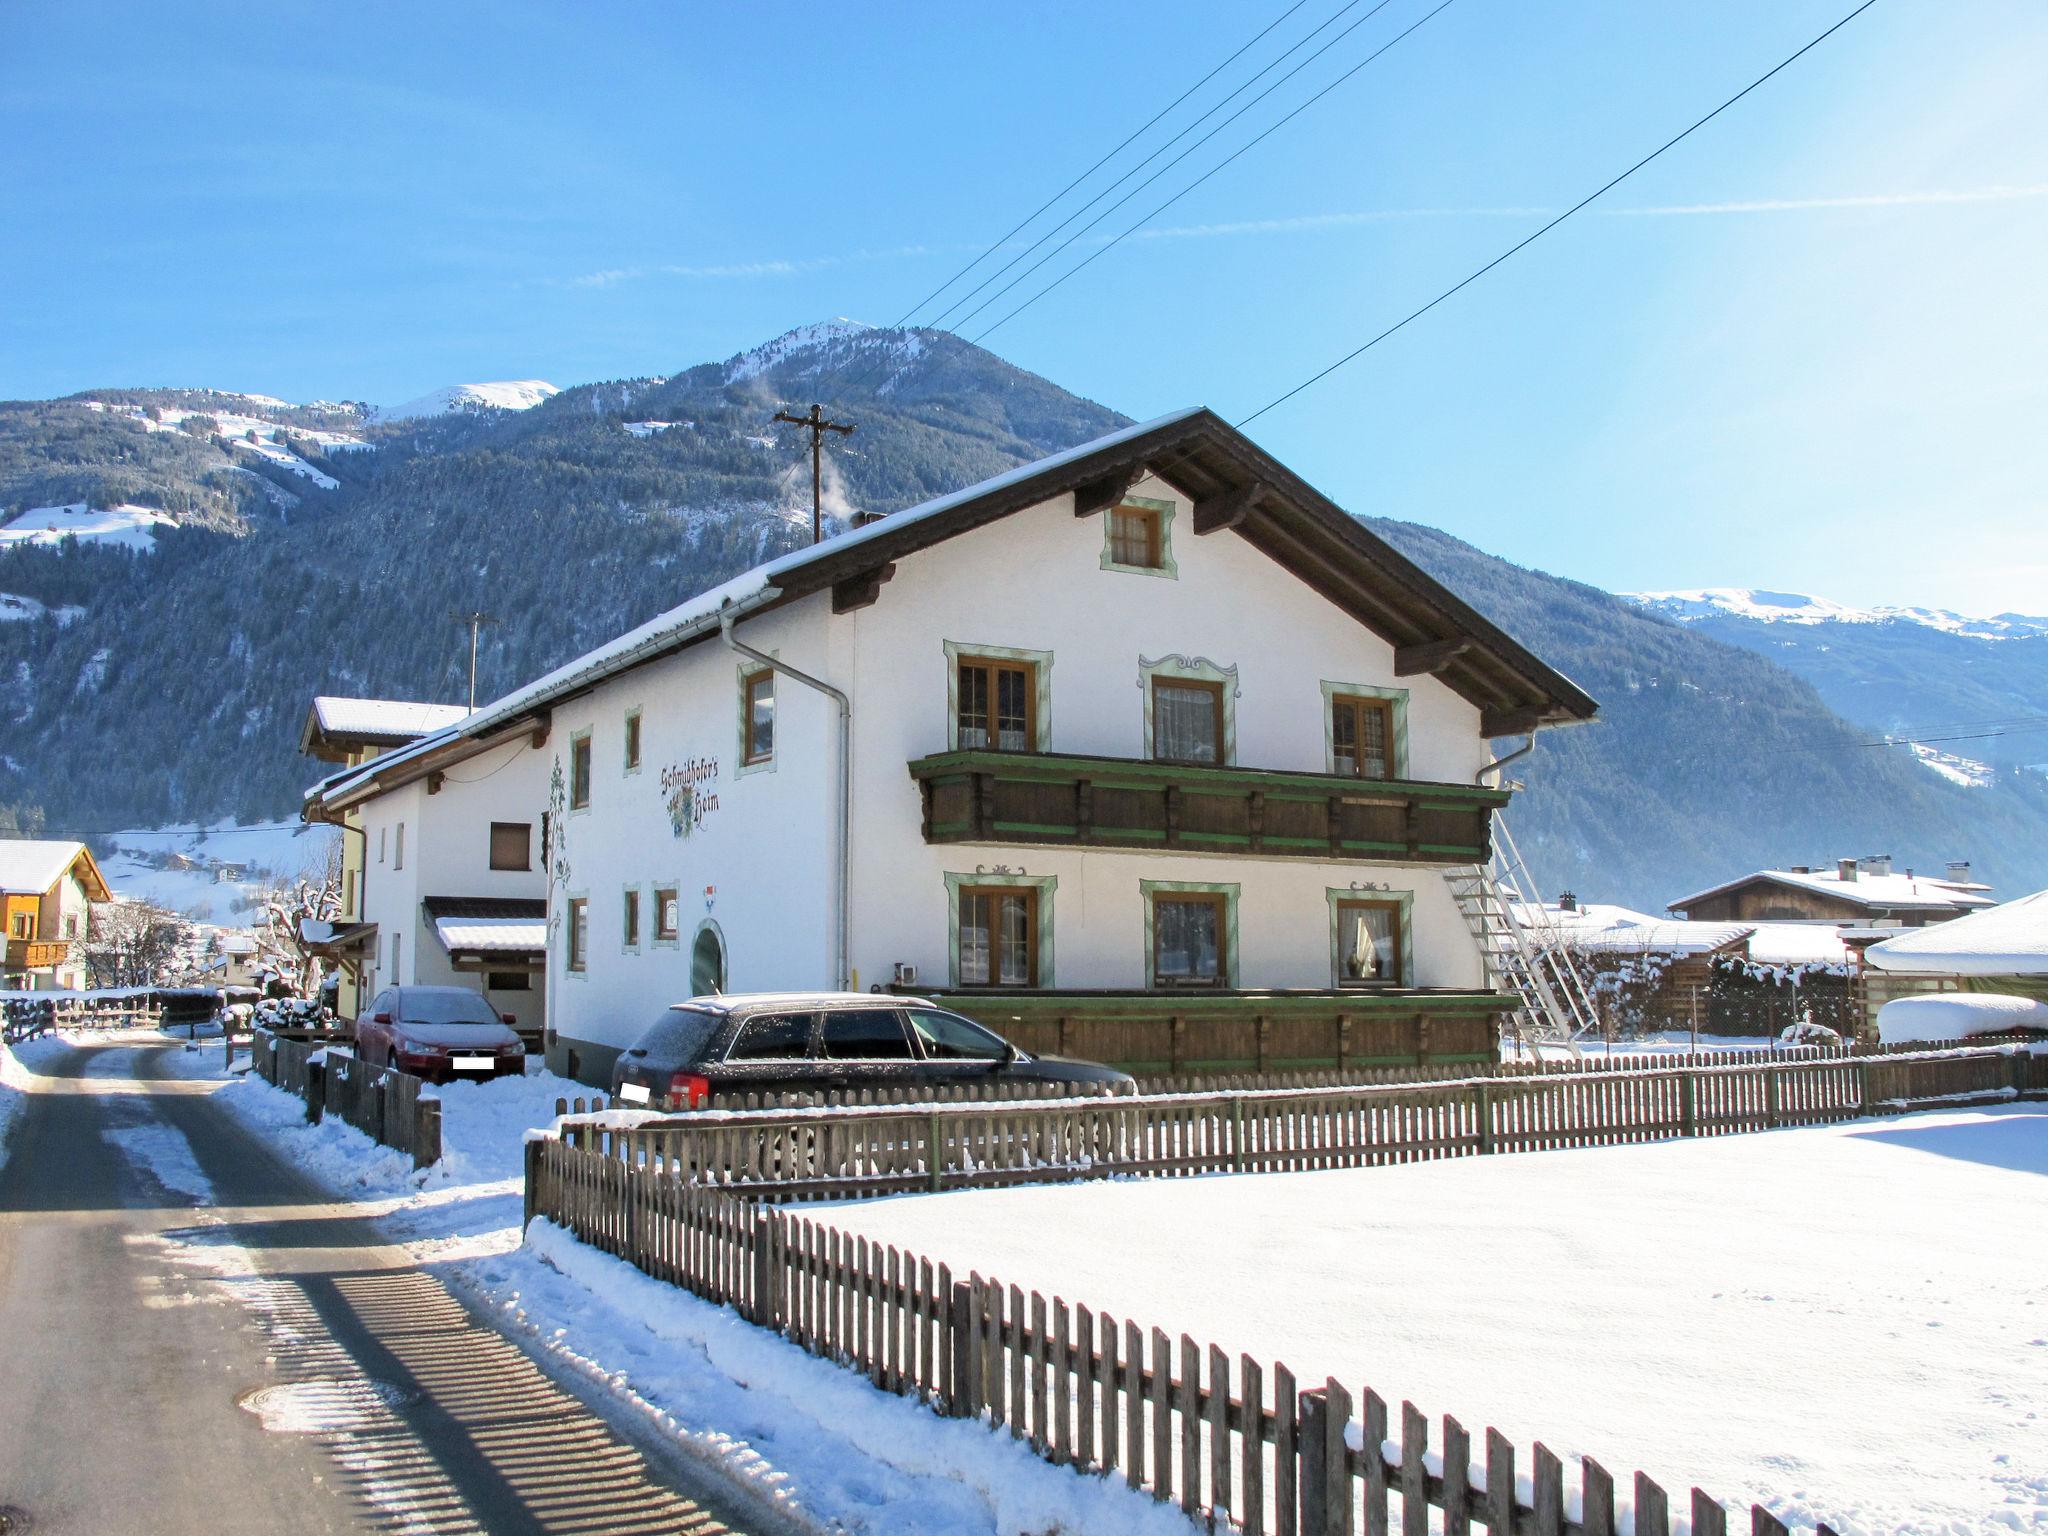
<box><xmin>618</xmin><ymin>1082</ymin><xmax>650</xmax><ymax>1104</ymax></box>
<box><xmin>453</xmin><ymin>1057</ymin><xmax>494</xmax><ymax>1072</ymax></box>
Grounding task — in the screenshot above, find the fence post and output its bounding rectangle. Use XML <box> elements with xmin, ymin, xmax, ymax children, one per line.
<box><xmin>305</xmin><ymin>1053</ymin><xmax>325</xmax><ymax>1125</ymax></box>
<box><xmin>413</xmin><ymin>1097</ymin><xmax>441</xmax><ymax>1170</ymax></box>
<box><xmin>946</xmin><ymin>1280</ymin><xmax>976</xmax><ymax>1417</ymax></box>
<box><xmin>2012</xmin><ymin>1050</ymin><xmax>2030</xmax><ymax>1102</ymax></box>
<box><xmin>1680</xmin><ymin>1073</ymin><xmax>1697</xmax><ymax>1138</ymax></box>
<box><xmin>1857</xmin><ymin>1060</ymin><xmax>1874</xmax><ymax>1116</ymax></box>
<box><xmin>927</xmin><ymin>1112</ymin><xmax>943</xmax><ymax>1193</ymax></box>
<box><xmin>1232</xmin><ymin>1095</ymin><xmax>1246</xmax><ymax>1173</ymax></box>
<box><xmin>750</xmin><ymin>1208</ymin><xmax>775</xmax><ymax>1328</ymax></box>
<box><xmin>522</xmin><ymin>1136</ymin><xmax>541</xmax><ymax>1230</ymax></box>
<box><xmin>1475</xmin><ymin>1082</ymin><xmax>1494</xmax><ymax>1155</ymax></box>
<box><xmin>1765</xmin><ymin>1066</ymin><xmax>1781</xmax><ymax>1129</ymax></box>
<box><xmin>1299</xmin><ymin>1388</ymin><xmax>1330</xmax><ymax>1534</ymax></box>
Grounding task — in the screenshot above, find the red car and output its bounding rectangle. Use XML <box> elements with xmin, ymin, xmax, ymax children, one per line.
<box><xmin>354</xmin><ymin>985</ymin><xmax>526</xmax><ymax>1084</ymax></box>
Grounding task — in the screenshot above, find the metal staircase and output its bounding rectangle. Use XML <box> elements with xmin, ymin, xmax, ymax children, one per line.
<box><xmin>1443</xmin><ymin>812</ymin><xmax>1603</xmax><ymax>1057</ymax></box>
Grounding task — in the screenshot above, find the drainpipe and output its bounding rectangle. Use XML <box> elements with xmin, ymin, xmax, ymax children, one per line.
<box><xmin>719</xmin><ymin>600</ymin><xmax>853</xmax><ymax>991</ymax></box>
<box><xmin>1476</xmin><ymin>731</ymin><xmax>1539</xmax><ymax>788</ymax></box>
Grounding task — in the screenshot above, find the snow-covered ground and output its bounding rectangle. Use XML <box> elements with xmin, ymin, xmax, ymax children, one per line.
<box><xmin>149</xmin><ymin>1042</ymin><xmax>1195</xmax><ymax>1535</ymax></box>
<box><xmin>835</xmin><ymin>1108</ymin><xmax>2048</xmax><ymax>1535</ymax></box>
<box><xmin>97</xmin><ymin>821</ymin><xmax>337</xmax><ymax>924</ymax></box>
<box><xmin>0</xmin><ymin>502</ymin><xmax>176</xmax><ymax>551</ymax></box>
<box><xmin>0</xmin><ymin>591</ymin><xmax>84</xmax><ymax>624</ymax></box>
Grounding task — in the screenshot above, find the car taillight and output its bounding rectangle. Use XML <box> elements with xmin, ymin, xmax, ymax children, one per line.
<box><xmin>667</xmin><ymin>1072</ymin><xmax>711</xmax><ymax>1110</ymax></box>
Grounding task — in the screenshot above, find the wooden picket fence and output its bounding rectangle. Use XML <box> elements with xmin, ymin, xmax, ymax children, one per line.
<box><xmin>554</xmin><ymin>1044</ymin><xmax>2032</xmax><ymax>1202</ymax></box>
<box><xmin>252</xmin><ymin>1028</ymin><xmax>441</xmax><ymax>1169</ymax></box>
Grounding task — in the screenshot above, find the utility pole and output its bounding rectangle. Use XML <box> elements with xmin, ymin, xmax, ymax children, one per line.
<box><xmin>448</xmin><ymin>609</ymin><xmax>503</xmax><ymax>711</ymax></box>
<box><xmin>772</xmin><ymin>403</ymin><xmax>855</xmax><ymax>544</ymax></box>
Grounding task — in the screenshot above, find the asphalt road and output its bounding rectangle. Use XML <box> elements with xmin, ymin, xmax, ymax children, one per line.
<box><xmin>0</xmin><ymin>1035</ymin><xmax>776</xmax><ymax>1535</ymax></box>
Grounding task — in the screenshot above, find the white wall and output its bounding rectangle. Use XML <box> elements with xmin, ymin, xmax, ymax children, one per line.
<box><xmin>540</xmin><ymin>473</ymin><xmax>1502</xmax><ymax>1075</ymax></box>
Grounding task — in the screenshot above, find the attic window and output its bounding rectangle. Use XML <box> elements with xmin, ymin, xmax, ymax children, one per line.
<box><xmin>1101</xmin><ymin>495</ymin><xmax>1177</xmax><ymax>578</ymax></box>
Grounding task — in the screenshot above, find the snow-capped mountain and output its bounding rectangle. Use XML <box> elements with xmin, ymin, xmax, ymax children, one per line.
<box><xmin>1631</xmin><ymin>587</ymin><xmax>2048</xmax><ymax>641</ymax></box>
<box><xmin>374</xmin><ymin>380</ymin><xmax>560</xmax><ymax>422</ymax></box>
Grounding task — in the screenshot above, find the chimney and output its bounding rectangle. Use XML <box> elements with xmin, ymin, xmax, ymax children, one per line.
<box><xmin>1859</xmin><ymin>854</ymin><xmax>1892</xmax><ymax>877</ymax></box>
<box><xmin>1790</xmin><ymin>866</ymin><xmax>1810</xmax><ymax>875</ymax></box>
<box><xmin>1558</xmin><ymin>891</ymin><xmax>1578</xmax><ymax>913</ymax></box>
<box><xmin>850</xmin><ymin>509</ymin><xmax>887</xmax><ymax>528</ymax></box>
<box><xmin>1837</xmin><ymin>858</ymin><xmax>1857</xmax><ymax>882</ymax></box>
<box><xmin>1947</xmin><ymin>860</ymin><xmax>1972</xmax><ymax>884</ymax></box>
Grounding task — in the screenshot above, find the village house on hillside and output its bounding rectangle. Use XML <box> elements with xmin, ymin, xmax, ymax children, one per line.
<box><xmin>302</xmin><ymin>409</ymin><xmax>1597</xmax><ymax>1085</ymax></box>
<box><xmin>0</xmin><ymin>840</ymin><xmax>111</xmax><ymax>991</ymax></box>
<box><xmin>1669</xmin><ymin>856</ymin><xmax>1993</xmax><ymax>927</ymax></box>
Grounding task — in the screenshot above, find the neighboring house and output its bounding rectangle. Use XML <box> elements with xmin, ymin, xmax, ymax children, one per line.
<box><xmin>1859</xmin><ymin>887</ymin><xmax>2048</xmax><ymax>1039</ymax></box>
<box><xmin>0</xmin><ymin>840</ymin><xmax>111</xmax><ymax>991</ymax></box>
<box><xmin>1669</xmin><ymin>856</ymin><xmax>1994</xmax><ymax>927</ymax></box>
<box><xmin>197</xmin><ymin>930</ymin><xmax>264</xmax><ymax>989</ymax></box>
<box><xmin>298</xmin><ymin>695</ymin><xmax>473</xmax><ymax>1017</ymax></box>
<box><xmin>302</xmin><ymin>708</ymin><xmax>550</xmax><ymax>1036</ymax></box>
<box><xmin>312</xmin><ymin>409</ymin><xmax>1597</xmax><ymax>1084</ymax></box>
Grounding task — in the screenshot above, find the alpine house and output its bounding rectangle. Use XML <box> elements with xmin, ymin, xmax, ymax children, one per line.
<box><xmin>303</xmin><ymin>409</ymin><xmax>1596</xmax><ymax>1085</ymax></box>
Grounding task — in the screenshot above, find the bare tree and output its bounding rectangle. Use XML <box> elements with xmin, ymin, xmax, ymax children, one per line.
<box><xmin>79</xmin><ymin>899</ymin><xmax>188</xmax><ymax>988</ymax></box>
<box><xmin>256</xmin><ymin>840</ymin><xmax>344</xmax><ymax>995</ymax></box>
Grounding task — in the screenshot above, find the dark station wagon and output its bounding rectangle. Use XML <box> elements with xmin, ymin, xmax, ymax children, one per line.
<box><xmin>608</xmin><ymin>991</ymin><xmax>1133</xmax><ymax>1109</ymax></box>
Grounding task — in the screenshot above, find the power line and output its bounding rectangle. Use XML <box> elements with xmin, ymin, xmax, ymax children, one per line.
<box><xmin>938</xmin><ymin>0</ymin><xmax>1397</xmax><ymax>333</ymax></box>
<box><xmin>892</xmin><ymin>0</ymin><xmax>1315</xmax><ymax>329</ymax></box>
<box><xmin>972</xmin><ymin>0</ymin><xmax>1456</xmax><ymax>343</ymax></box>
<box><xmin>1236</xmin><ymin>0</ymin><xmax>1880</xmax><ymax>427</ymax></box>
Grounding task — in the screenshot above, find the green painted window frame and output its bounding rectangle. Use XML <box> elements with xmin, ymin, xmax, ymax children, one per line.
<box><xmin>1326</xmin><ymin>886</ymin><xmax>1415</xmax><ymax>988</ymax></box>
<box><xmin>620</xmin><ymin>885</ymin><xmax>643</xmax><ymax>953</ymax></box>
<box><xmin>736</xmin><ymin>663</ymin><xmax>776</xmax><ymax>777</ymax></box>
<box><xmin>568</xmin><ymin>728</ymin><xmax>593</xmax><ymax>812</ymax></box>
<box><xmin>1100</xmin><ymin>494</ymin><xmax>1179</xmax><ymax>579</ymax></box>
<box><xmin>1140</xmin><ymin>878</ymin><xmax>1241</xmax><ymax>989</ymax></box>
<box><xmin>943</xmin><ymin>871</ymin><xmax>1057</xmax><ymax>988</ymax></box>
<box><xmin>1140</xmin><ymin>654</ymin><xmax>1239</xmax><ymax>765</ymax></box>
<box><xmin>564</xmin><ymin>893</ymin><xmax>590</xmax><ymax>977</ymax></box>
<box><xmin>651</xmin><ymin>881</ymin><xmax>682</xmax><ymax>947</ymax></box>
<box><xmin>944</xmin><ymin>640</ymin><xmax>1053</xmax><ymax>752</ymax></box>
<box><xmin>1321</xmin><ymin>680</ymin><xmax>1410</xmax><ymax>780</ymax></box>
<box><xmin>622</xmin><ymin>706</ymin><xmax>643</xmax><ymax>776</ymax></box>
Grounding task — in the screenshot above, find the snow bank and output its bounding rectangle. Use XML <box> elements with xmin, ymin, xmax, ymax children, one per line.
<box><xmin>836</xmin><ymin>1107</ymin><xmax>2048</xmax><ymax>1534</ymax></box>
<box><xmin>1876</xmin><ymin>992</ymin><xmax>2048</xmax><ymax>1044</ymax></box>
<box><xmin>0</xmin><ymin>1033</ymin><xmax>68</xmax><ymax>1172</ymax></box>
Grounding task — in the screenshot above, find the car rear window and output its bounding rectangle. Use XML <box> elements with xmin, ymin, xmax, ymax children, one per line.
<box><xmin>723</xmin><ymin>1012</ymin><xmax>816</xmax><ymax>1062</ymax></box>
<box><xmin>398</xmin><ymin>989</ymin><xmax>499</xmax><ymax>1025</ymax></box>
<box><xmin>638</xmin><ymin>1006</ymin><xmax>722</xmax><ymax>1063</ymax></box>
<box><xmin>818</xmin><ymin>1008</ymin><xmax>915</xmax><ymax>1060</ymax></box>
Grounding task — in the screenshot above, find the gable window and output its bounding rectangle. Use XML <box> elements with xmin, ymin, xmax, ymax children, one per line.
<box><xmin>569</xmin><ymin>731</ymin><xmax>592</xmax><ymax>809</ymax></box>
<box><xmin>1100</xmin><ymin>494</ymin><xmax>1178</xmax><ymax>578</ymax></box>
<box><xmin>1334</xmin><ymin>899</ymin><xmax>1403</xmax><ymax>986</ymax></box>
<box><xmin>742</xmin><ymin>670</ymin><xmax>775</xmax><ymax>765</ymax></box>
<box><xmin>1151</xmin><ymin>677</ymin><xmax>1224</xmax><ymax>764</ymax></box>
<box><xmin>489</xmin><ymin>821</ymin><xmax>531</xmax><ymax>871</ymax></box>
<box><xmin>957</xmin><ymin>656</ymin><xmax>1035</xmax><ymax>752</ymax></box>
<box><xmin>1332</xmin><ymin>695</ymin><xmax>1395</xmax><ymax>781</ymax></box>
<box><xmin>566</xmin><ymin>897</ymin><xmax>589</xmax><ymax>973</ymax></box>
<box><xmin>956</xmin><ymin>886</ymin><xmax>1039</xmax><ymax>988</ymax></box>
<box><xmin>622</xmin><ymin>888</ymin><xmax>641</xmax><ymax>949</ymax></box>
<box><xmin>654</xmin><ymin>886</ymin><xmax>680</xmax><ymax>943</ymax></box>
<box><xmin>1143</xmin><ymin>880</ymin><xmax>1239</xmax><ymax>989</ymax></box>
<box><xmin>393</xmin><ymin>822</ymin><xmax>405</xmax><ymax>871</ymax></box>
<box><xmin>623</xmin><ymin>708</ymin><xmax>642</xmax><ymax>772</ymax></box>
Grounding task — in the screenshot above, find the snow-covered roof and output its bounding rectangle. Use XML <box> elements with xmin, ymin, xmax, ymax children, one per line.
<box><xmin>1670</xmin><ymin>867</ymin><xmax>1995</xmax><ymax>915</ymax></box>
<box><xmin>308</xmin><ymin>696</ymin><xmax>471</xmax><ymax>741</ymax></box>
<box><xmin>0</xmin><ymin>840</ymin><xmax>109</xmax><ymax>900</ymax></box>
<box><xmin>431</xmin><ymin>915</ymin><xmax>547</xmax><ymax>955</ymax></box>
<box><xmin>1865</xmin><ymin>889</ymin><xmax>2048</xmax><ymax>975</ymax></box>
<box><xmin>1875</xmin><ymin>991</ymin><xmax>2048</xmax><ymax>1043</ymax></box>
<box><xmin>1519</xmin><ymin>903</ymin><xmax>1751</xmax><ymax>957</ymax></box>
<box><xmin>1743</xmin><ymin>923</ymin><xmax>1852</xmax><ymax>968</ymax></box>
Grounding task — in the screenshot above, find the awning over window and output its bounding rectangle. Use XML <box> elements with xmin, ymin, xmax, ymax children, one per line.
<box><xmin>298</xmin><ymin>918</ymin><xmax>377</xmax><ymax>956</ymax></box>
<box><xmin>423</xmin><ymin>896</ymin><xmax>546</xmax><ymax>969</ymax></box>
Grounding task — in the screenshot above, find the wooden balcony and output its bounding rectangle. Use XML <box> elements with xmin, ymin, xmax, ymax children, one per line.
<box><xmin>908</xmin><ymin>749</ymin><xmax>1509</xmax><ymax>865</ymax></box>
<box><xmin>5</xmin><ymin>938</ymin><xmax>71</xmax><ymax>970</ymax></box>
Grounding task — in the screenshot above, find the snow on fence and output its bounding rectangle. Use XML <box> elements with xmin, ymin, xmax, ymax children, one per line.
<box><xmin>524</xmin><ymin>1045</ymin><xmax>2041</xmax><ymax>1533</ymax></box>
<box><xmin>536</xmin><ymin>1044</ymin><xmax>2037</xmax><ymax>1203</ymax></box>
<box><xmin>0</xmin><ymin>993</ymin><xmax>164</xmax><ymax>1041</ymax></box>
<box><xmin>251</xmin><ymin>1028</ymin><xmax>441</xmax><ymax>1168</ymax></box>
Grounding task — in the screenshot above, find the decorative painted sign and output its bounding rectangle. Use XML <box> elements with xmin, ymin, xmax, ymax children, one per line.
<box><xmin>662</xmin><ymin>756</ymin><xmax>721</xmax><ymax>839</ymax></box>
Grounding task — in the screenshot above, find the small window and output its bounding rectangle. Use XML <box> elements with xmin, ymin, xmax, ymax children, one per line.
<box><xmin>956</xmin><ymin>656</ymin><xmax>1035</xmax><ymax>753</ymax></box>
<box><xmin>1152</xmin><ymin>677</ymin><xmax>1224</xmax><ymax>765</ymax></box>
<box><xmin>1332</xmin><ymin>695</ymin><xmax>1395</xmax><ymax>781</ymax></box>
<box><xmin>654</xmin><ymin>886</ymin><xmax>680</xmax><ymax>942</ymax></box>
<box><xmin>622</xmin><ymin>888</ymin><xmax>641</xmax><ymax>949</ymax></box>
<box><xmin>1153</xmin><ymin>893</ymin><xmax>1226</xmax><ymax>987</ymax></box>
<box><xmin>489</xmin><ymin>821</ymin><xmax>531</xmax><ymax>871</ymax></box>
<box><xmin>378</xmin><ymin>826</ymin><xmax>387</xmax><ymax>864</ymax></box>
<box><xmin>486</xmin><ymin>971</ymin><xmax>531</xmax><ymax>991</ymax></box>
<box><xmin>1107</xmin><ymin>504</ymin><xmax>1162</xmax><ymax>569</ymax></box>
<box><xmin>623</xmin><ymin>709</ymin><xmax>642</xmax><ymax>771</ymax></box>
<box><xmin>11</xmin><ymin>911</ymin><xmax>32</xmax><ymax>939</ymax></box>
<box><xmin>1335</xmin><ymin>900</ymin><xmax>1403</xmax><ymax>986</ymax></box>
<box><xmin>566</xmin><ymin>897</ymin><xmax>588</xmax><ymax>973</ymax></box>
<box><xmin>343</xmin><ymin>868</ymin><xmax>356</xmax><ymax>917</ymax></box>
<box><xmin>64</xmin><ymin>914</ymin><xmax>79</xmax><ymax>939</ymax></box>
<box><xmin>725</xmin><ymin>1012</ymin><xmax>815</xmax><ymax>1062</ymax></box>
<box><xmin>743</xmin><ymin>671</ymin><xmax>774</xmax><ymax>765</ymax></box>
<box><xmin>390</xmin><ymin>930</ymin><xmax>403</xmax><ymax>981</ymax></box>
<box><xmin>818</xmin><ymin>1008</ymin><xmax>915</xmax><ymax>1061</ymax></box>
<box><xmin>956</xmin><ymin>886</ymin><xmax>1038</xmax><ymax>987</ymax></box>
<box><xmin>570</xmin><ymin>732</ymin><xmax>592</xmax><ymax>809</ymax></box>
<box><xmin>394</xmin><ymin>822</ymin><xmax>405</xmax><ymax>871</ymax></box>
<box><xmin>906</xmin><ymin>1007</ymin><xmax>1010</xmax><ymax>1062</ymax></box>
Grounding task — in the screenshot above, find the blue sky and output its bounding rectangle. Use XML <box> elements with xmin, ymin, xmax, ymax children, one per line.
<box><xmin>3</xmin><ymin>1</ymin><xmax>2043</xmax><ymax>612</ymax></box>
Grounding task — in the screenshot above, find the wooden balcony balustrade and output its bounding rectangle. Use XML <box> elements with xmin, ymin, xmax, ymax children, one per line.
<box><xmin>908</xmin><ymin>749</ymin><xmax>1508</xmax><ymax>865</ymax></box>
<box><xmin>4</xmin><ymin>938</ymin><xmax>72</xmax><ymax>970</ymax></box>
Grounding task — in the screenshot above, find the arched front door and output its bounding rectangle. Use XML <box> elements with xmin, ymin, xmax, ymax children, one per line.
<box><xmin>690</xmin><ymin>922</ymin><xmax>726</xmax><ymax>997</ymax></box>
